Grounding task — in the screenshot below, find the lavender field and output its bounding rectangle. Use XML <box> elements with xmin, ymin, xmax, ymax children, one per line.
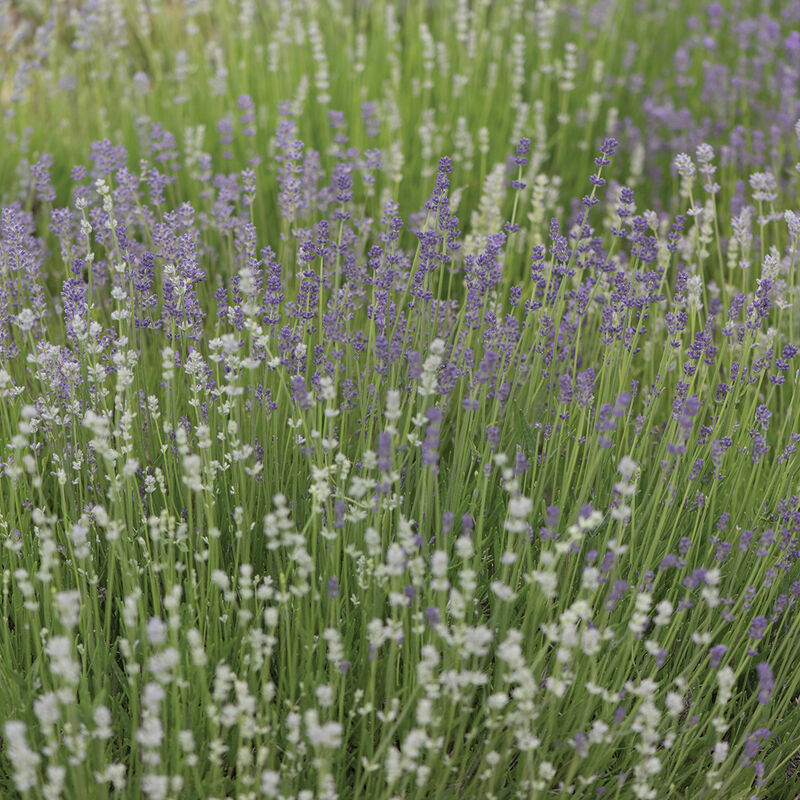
<box><xmin>2</xmin><ymin>1</ymin><xmax>800</xmax><ymax>798</ymax></box>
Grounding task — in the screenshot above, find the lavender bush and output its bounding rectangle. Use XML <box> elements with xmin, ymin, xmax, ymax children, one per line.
<box><xmin>2</xmin><ymin>2</ymin><xmax>800</xmax><ymax>799</ymax></box>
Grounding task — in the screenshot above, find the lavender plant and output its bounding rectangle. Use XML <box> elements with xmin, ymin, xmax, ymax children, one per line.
<box><xmin>2</xmin><ymin>2</ymin><xmax>800</xmax><ymax>800</ymax></box>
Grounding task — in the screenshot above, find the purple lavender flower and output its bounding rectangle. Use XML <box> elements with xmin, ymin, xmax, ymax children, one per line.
<box><xmin>30</xmin><ymin>154</ymin><xmax>56</xmax><ymax>203</ymax></box>
<box><xmin>754</xmin><ymin>404</ymin><xmax>772</xmax><ymax>430</ymax></box>
<box><xmin>441</xmin><ymin>512</ymin><xmax>454</xmax><ymax>536</ymax></box>
<box><xmin>748</xmin><ymin>616</ymin><xmax>768</xmax><ymax>640</ymax></box>
<box><xmin>422</xmin><ymin>407</ymin><xmax>443</xmax><ymax>474</ymax></box>
<box><xmin>424</xmin><ymin>606</ymin><xmax>440</xmax><ymax>628</ymax></box>
<box><xmin>756</xmin><ymin>663</ymin><xmax>774</xmax><ymax>704</ymax></box>
<box><xmin>377</xmin><ymin>432</ymin><xmax>392</xmax><ymax>472</ymax></box>
<box><xmin>709</xmin><ymin>644</ymin><xmax>728</xmax><ymax>669</ymax></box>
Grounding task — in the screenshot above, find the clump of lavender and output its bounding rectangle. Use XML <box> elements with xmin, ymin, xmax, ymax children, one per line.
<box><xmin>2</xmin><ymin>3</ymin><xmax>800</xmax><ymax>800</ymax></box>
